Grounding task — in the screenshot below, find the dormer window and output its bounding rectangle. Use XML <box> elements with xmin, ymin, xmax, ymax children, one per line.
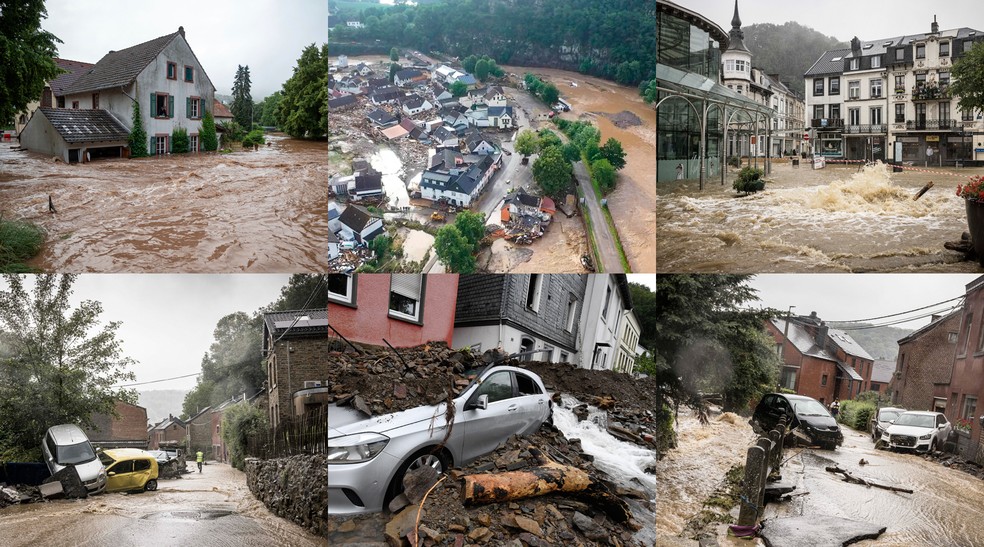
<box><xmin>940</xmin><ymin>42</ymin><xmax>950</xmax><ymax>57</ymax></box>
<box><xmin>850</xmin><ymin>59</ymin><xmax>859</xmax><ymax>70</ymax></box>
<box><xmin>871</xmin><ymin>56</ymin><xmax>881</xmax><ymax>69</ymax></box>
<box><xmin>167</xmin><ymin>62</ymin><xmax>177</xmax><ymax>80</ymax></box>
<box><xmin>916</xmin><ymin>44</ymin><xmax>926</xmax><ymax>59</ymax></box>
<box><xmin>896</xmin><ymin>48</ymin><xmax>905</xmax><ymax>61</ymax></box>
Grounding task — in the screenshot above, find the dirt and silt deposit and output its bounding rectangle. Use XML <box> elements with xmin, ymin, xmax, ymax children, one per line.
<box><xmin>325</xmin><ymin>342</ymin><xmax>664</xmax><ymax>545</ymax></box>
<box><xmin>0</xmin><ymin>134</ymin><xmax>328</xmax><ymax>272</ymax></box>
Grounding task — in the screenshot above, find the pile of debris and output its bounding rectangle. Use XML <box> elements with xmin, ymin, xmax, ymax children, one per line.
<box><xmin>328</xmin><ymin>246</ymin><xmax>376</xmax><ymax>274</ymax></box>
<box><xmin>924</xmin><ymin>451</ymin><xmax>984</xmax><ymax>480</ymax></box>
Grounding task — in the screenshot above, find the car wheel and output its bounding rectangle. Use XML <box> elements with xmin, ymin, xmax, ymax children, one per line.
<box><xmin>145</xmin><ymin>479</ymin><xmax>157</xmax><ymax>492</ymax></box>
<box><xmin>386</xmin><ymin>448</ymin><xmax>449</xmax><ymax>509</ymax></box>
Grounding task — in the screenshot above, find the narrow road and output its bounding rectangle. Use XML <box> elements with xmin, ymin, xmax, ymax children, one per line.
<box><xmin>0</xmin><ymin>462</ymin><xmax>326</xmax><ymax>546</ymax></box>
<box><xmin>573</xmin><ymin>161</ymin><xmax>623</xmax><ymax>273</ymax></box>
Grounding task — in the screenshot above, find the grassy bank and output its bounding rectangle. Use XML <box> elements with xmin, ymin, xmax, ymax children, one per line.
<box><xmin>0</xmin><ymin>218</ymin><xmax>45</xmax><ymax>272</ymax></box>
<box><xmin>581</xmin><ymin>155</ymin><xmax>632</xmax><ymax>272</ymax></box>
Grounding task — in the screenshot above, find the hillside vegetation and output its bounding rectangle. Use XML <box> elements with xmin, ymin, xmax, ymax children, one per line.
<box><xmin>742</xmin><ymin>21</ymin><xmax>847</xmax><ymax>96</ymax></box>
<box><xmin>829</xmin><ymin>323</ymin><xmax>914</xmax><ymax>361</ymax></box>
<box><xmin>329</xmin><ymin>0</ymin><xmax>656</xmax><ymax>86</ymax></box>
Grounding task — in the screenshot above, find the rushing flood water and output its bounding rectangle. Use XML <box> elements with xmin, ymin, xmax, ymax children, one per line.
<box><xmin>399</xmin><ymin>228</ymin><xmax>434</xmax><ymax>263</ymax></box>
<box><xmin>553</xmin><ymin>394</ymin><xmax>657</xmax><ymax>546</ymax></box>
<box><xmin>659</xmin><ymin>161</ymin><xmax>984</xmax><ymax>272</ymax></box>
<box><xmin>0</xmin><ymin>135</ymin><xmax>328</xmax><ymax>272</ymax></box>
<box><xmin>370</xmin><ymin>147</ymin><xmax>410</xmax><ymax>210</ymax></box>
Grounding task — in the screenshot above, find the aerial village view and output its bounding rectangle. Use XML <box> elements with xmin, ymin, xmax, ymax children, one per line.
<box><xmin>0</xmin><ymin>2</ymin><xmax>330</xmax><ymax>273</ymax></box>
<box><xmin>327</xmin><ymin>0</ymin><xmax>657</xmax><ymax>274</ymax></box>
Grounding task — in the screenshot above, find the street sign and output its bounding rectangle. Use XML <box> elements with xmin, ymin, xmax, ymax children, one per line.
<box><xmin>803</xmin><ymin>133</ymin><xmax>810</xmax><ymax>141</ymax></box>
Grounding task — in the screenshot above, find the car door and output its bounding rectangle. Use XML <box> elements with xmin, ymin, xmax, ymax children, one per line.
<box><xmin>459</xmin><ymin>370</ymin><xmax>519</xmax><ymax>464</ymax></box>
<box><xmin>936</xmin><ymin>414</ymin><xmax>951</xmax><ymax>445</ymax></box>
<box><xmin>107</xmin><ymin>459</ymin><xmax>135</xmax><ymax>491</ymax></box>
<box><xmin>513</xmin><ymin>371</ymin><xmax>549</xmax><ymax>431</ymax></box>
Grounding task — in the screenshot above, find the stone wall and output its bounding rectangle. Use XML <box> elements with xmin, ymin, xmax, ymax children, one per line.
<box><xmin>245</xmin><ymin>455</ymin><xmax>328</xmax><ymax>538</ymax></box>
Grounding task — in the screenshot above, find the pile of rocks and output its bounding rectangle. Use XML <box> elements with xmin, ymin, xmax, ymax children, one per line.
<box><xmin>245</xmin><ymin>454</ymin><xmax>329</xmax><ymax>538</ymax></box>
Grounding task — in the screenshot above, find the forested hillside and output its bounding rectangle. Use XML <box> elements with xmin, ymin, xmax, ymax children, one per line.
<box><xmin>329</xmin><ymin>0</ymin><xmax>656</xmax><ymax>85</ymax></box>
<box><xmin>742</xmin><ymin>21</ymin><xmax>846</xmax><ymax>96</ymax></box>
<box><xmin>829</xmin><ymin>323</ymin><xmax>913</xmax><ymax>361</ymax></box>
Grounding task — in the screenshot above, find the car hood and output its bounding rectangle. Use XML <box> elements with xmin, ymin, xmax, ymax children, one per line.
<box><xmin>885</xmin><ymin>424</ymin><xmax>935</xmax><ymax>436</ymax></box>
<box><xmin>328</xmin><ymin>401</ymin><xmax>456</xmax><ymax>438</ymax></box>
<box><xmin>797</xmin><ymin>414</ymin><xmax>839</xmax><ymax>429</ymax></box>
<box><xmin>73</xmin><ymin>458</ymin><xmax>105</xmax><ymax>481</ymax></box>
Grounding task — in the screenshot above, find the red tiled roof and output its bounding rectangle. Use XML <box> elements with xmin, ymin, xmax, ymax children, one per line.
<box><xmin>213</xmin><ymin>100</ymin><xmax>233</xmax><ymax>119</ymax></box>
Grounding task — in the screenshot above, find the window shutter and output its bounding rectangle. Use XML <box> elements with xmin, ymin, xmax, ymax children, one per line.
<box><xmin>390</xmin><ymin>274</ymin><xmax>422</xmax><ymax>300</ymax></box>
<box><xmin>150</xmin><ymin>93</ymin><xmax>156</xmax><ymax>115</ymax></box>
<box><xmin>168</xmin><ymin>96</ymin><xmax>174</xmax><ymax>119</ymax></box>
<box><xmin>186</xmin><ymin>97</ymin><xmax>190</xmax><ymax>118</ymax></box>
<box><xmin>168</xmin><ymin>135</ymin><xmax>172</xmax><ymax>153</ymax></box>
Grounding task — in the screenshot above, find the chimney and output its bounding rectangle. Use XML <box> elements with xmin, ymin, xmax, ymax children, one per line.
<box><xmin>816</xmin><ymin>321</ymin><xmax>829</xmax><ymax>347</ymax></box>
<box><xmin>932</xmin><ymin>16</ymin><xmax>939</xmax><ymax>34</ymax></box>
<box><xmin>850</xmin><ymin>36</ymin><xmax>861</xmax><ymax>56</ymax></box>
<box><xmin>178</xmin><ymin>26</ymin><xmax>185</xmax><ymax>38</ymax></box>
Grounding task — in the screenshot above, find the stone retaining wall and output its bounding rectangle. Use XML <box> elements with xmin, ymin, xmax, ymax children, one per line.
<box><xmin>245</xmin><ymin>455</ymin><xmax>328</xmax><ymax>538</ymax></box>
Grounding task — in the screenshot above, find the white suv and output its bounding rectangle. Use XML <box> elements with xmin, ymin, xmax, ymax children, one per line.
<box><xmin>881</xmin><ymin>411</ymin><xmax>952</xmax><ymax>453</ymax></box>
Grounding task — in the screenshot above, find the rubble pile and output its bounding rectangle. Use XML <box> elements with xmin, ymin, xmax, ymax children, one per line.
<box><xmin>0</xmin><ymin>484</ymin><xmax>42</xmax><ymax>508</ymax></box>
<box><xmin>246</xmin><ymin>454</ymin><xmax>329</xmax><ymax>538</ymax></box>
<box><xmin>924</xmin><ymin>451</ymin><xmax>984</xmax><ymax>480</ymax></box>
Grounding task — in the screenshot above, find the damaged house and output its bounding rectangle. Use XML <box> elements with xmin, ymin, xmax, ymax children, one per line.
<box><xmin>420</xmin><ymin>151</ymin><xmax>499</xmax><ymax>207</ymax></box>
<box><xmin>20</xmin><ymin>26</ymin><xmax>215</xmax><ymax>161</ymax></box>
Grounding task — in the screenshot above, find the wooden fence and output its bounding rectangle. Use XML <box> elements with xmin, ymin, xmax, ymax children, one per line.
<box><xmin>246</xmin><ymin>411</ymin><xmax>327</xmax><ymax>460</ymax></box>
<box><xmin>737</xmin><ymin>417</ymin><xmax>787</xmax><ymax>526</ymax></box>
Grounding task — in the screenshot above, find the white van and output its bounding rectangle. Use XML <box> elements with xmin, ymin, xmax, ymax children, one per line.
<box><xmin>41</xmin><ymin>424</ymin><xmax>107</xmax><ymax>493</ymax></box>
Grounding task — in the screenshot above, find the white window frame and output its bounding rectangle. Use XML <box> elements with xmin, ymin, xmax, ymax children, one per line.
<box><xmin>388</xmin><ymin>274</ymin><xmax>423</xmax><ymax>323</ymax></box>
<box><xmin>565</xmin><ymin>297</ymin><xmax>577</xmax><ymax>332</ymax></box>
<box><xmin>327</xmin><ymin>274</ymin><xmax>355</xmax><ymax>305</ymax></box>
<box><xmin>526</xmin><ymin>274</ymin><xmax>543</xmax><ymax>313</ymax></box>
<box><xmin>848</xmin><ymin>80</ymin><xmax>860</xmax><ymax>99</ymax></box>
<box><xmin>871</xmin><ymin>56</ymin><xmax>881</xmax><ymax>68</ymax></box>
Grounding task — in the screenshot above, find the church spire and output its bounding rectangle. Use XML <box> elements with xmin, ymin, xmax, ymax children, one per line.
<box><xmin>731</xmin><ymin>0</ymin><xmax>742</xmax><ymax>29</ymax></box>
<box><xmin>726</xmin><ymin>0</ymin><xmax>750</xmax><ymax>53</ymax></box>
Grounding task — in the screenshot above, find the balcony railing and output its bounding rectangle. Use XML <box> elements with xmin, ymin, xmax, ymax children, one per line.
<box><xmin>911</xmin><ymin>84</ymin><xmax>951</xmax><ymax>100</ymax></box>
<box><xmin>810</xmin><ymin>118</ymin><xmax>844</xmax><ymax>129</ymax></box>
<box><xmin>905</xmin><ymin>119</ymin><xmax>957</xmax><ymax>130</ymax></box>
<box><xmin>844</xmin><ymin>124</ymin><xmax>887</xmax><ymax>134</ymax></box>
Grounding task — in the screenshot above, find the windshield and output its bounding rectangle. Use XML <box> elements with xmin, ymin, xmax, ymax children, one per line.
<box><xmin>57</xmin><ymin>441</ymin><xmax>97</xmax><ymax>465</ymax></box>
<box><xmin>894</xmin><ymin>413</ymin><xmax>936</xmax><ymax>428</ymax></box>
<box><xmin>880</xmin><ymin>409</ymin><xmax>903</xmax><ymax>422</ymax></box>
<box><xmin>794</xmin><ymin>400</ymin><xmax>830</xmax><ymax>416</ymax></box>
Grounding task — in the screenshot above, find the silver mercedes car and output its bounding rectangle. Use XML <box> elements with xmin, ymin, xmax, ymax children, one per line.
<box><xmin>327</xmin><ymin>365</ymin><xmax>552</xmax><ymax>514</ymax></box>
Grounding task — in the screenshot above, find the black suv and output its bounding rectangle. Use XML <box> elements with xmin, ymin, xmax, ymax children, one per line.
<box><xmin>751</xmin><ymin>393</ymin><xmax>843</xmax><ymax>449</ymax></box>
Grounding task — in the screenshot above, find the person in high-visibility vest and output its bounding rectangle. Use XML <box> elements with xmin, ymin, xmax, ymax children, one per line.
<box><xmin>196</xmin><ymin>451</ymin><xmax>203</xmax><ymax>473</ymax></box>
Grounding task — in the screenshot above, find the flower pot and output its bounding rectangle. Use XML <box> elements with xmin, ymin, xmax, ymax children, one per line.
<box><xmin>966</xmin><ymin>199</ymin><xmax>984</xmax><ymax>266</ymax></box>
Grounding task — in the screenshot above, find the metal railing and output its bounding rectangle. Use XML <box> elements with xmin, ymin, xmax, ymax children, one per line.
<box><xmin>246</xmin><ymin>411</ymin><xmax>327</xmax><ymax>459</ymax></box>
<box><xmin>738</xmin><ymin>417</ymin><xmax>787</xmax><ymax>526</ymax></box>
<box><xmin>905</xmin><ymin>119</ymin><xmax>957</xmax><ymax>130</ymax></box>
<box><xmin>810</xmin><ymin>118</ymin><xmax>844</xmax><ymax>129</ymax></box>
<box><xmin>911</xmin><ymin>85</ymin><xmax>951</xmax><ymax>100</ymax></box>
<box><xmin>844</xmin><ymin>124</ymin><xmax>887</xmax><ymax>134</ymax></box>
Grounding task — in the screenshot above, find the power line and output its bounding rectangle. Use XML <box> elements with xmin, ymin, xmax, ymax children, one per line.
<box><xmin>826</xmin><ymin>295</ymin><xmax>965</xmax><ymax>324</ymax></box>
<box><xmin>833</xmin><ymin>305</ymin><xmax>963</xmax><ymax>330</ymax></box>
<box><xmin>113</xmin><ymin>372</ymin><xmax>200</xmax><ymax>388</ymax></box>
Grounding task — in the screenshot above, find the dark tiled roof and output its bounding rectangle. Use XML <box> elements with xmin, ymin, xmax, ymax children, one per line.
<box><xmin>262</xmin><ymin>309</ymin><xmax>329</xmax><ymax>338</ymax></box>
<box><xmin>355</xmin><ymin>172</ymin><xmax>382</xmax><ymax>192</ymax></box>
<box><xmin>395</xmin><ymin>68</ymin><xmax>422</xmax><ymax>80</ymax></box>
<box><xmin>37</xmin><ymin>107</ymin><xmax>129</xmax><ymax>143</ymax></box>
<box><xmin>403</xmin><ymin>94</ymin><xmax>428</xmax><ymax>109</ymax></box>
<box><xmin>50</xmin><ymin>58</ymin><xmax>95</xmax><ymax>96</ymax></box>
<box><xmin>64</xmin><ymin>31</ymin><xmax>181</xmax><ymax>94</ymax></box>
<box><xmin>329</xmin><ymin>95</ymin><xmax>358</xmax><ymax>109</ymax></box>
<box><xmin>803</xmin><ymin>48</ymin><xmax>851</xmax><ymax>76</ymax></box>
<box><xmin>488</xmin><ymin>106</ymin><xmax>513</xmax><ymax>117</ymax></box>
<box><xmin>367</xmin><ymin>108</ymin><xmax>397</xmax><ymax>126</ymax></box>
<box><xmin>338</xmin><ymin>204</ymin><xmax>380</xmax><ymax>231</ymax></box>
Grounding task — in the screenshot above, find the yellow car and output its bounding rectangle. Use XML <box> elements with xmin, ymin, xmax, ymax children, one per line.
<box><xmin>98</xmin><ymin>449</ymin><xmax>159</xmax><ymax>493</ymax></box>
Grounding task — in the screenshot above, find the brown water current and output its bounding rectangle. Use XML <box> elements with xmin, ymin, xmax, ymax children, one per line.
<box><xmin>658</xmin><ymin>161</ymin><xmax>984</xmax><ymax>272</ymax></box>
<box><xmin>0</xmin><ymin>134</ymin><xmax>328</xmax><ymax>272</ymax></box>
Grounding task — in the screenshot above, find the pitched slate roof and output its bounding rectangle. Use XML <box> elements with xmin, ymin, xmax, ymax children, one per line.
<box><xmin>64</xmin><ymin>31</ymin><xmax>182</xmax><ymax>95</ymax></box>
<box><xmin>354</xmin><ymin>172</ymin><xmax>383</xmax><ymax>193</ymax></box>
<box><xmin>50</xmin><ymin>58</ymin><xmax>95</xmax><ymax>96</ymax></box>
<box><xmin>803</xmin><ymin>48</ymin><xmax>852</xmax><ymax>77</ymax></box>
<box><xmin>338</xmin><ymin>204</ymin><xmax>380</xmax><ymax>232</ymax></box>
<box><xmin>367</xmin><ymin>108</ymin><xmax>397</xmax><ymax>126</ymax></box>
<box><xmin>37</xmin><ymin>107</ymin><xmax>129</xmax><ymax>143</ymax></box>
<box><xmin>488</xmin><ymin>106</ymin><xmax>513</xmax><ymax>117</ymax></box>
<box><xmin>403</xmin><ymin>94</ymin><xmax>429</xmax><ymax>110</ymax></box>
<box><xmin>262</xmin><ymin>309</ymin><xmax>329</xmax><ymax>339</ymax></box>
<box><xmin>328</xmin><ymin>94</ymin><xmax>358</xmax><ymax>109</ymax></box>
<box><xmin>395</xmin><ymin>68</ymin><xmax>422</xmax><ymax>81</ymax></box>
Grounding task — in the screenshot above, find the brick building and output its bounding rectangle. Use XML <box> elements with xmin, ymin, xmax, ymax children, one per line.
<box><xmin>328</xmin><ymin>274</ymin><xmax>459</xmax><ymax>348</ymax></box>
<box><xmin>85</xmin><ymin>400</ymin><xmax>149</xmax><ymax>450</ymax></box>
<box><xmin>766</xmin><ymin>313</ymin><xmax>874</xmax><ymax>405</ymax></box>
<box><xmin>263</xmin><ymin>309</ymin><xmax>329</xmax><ymax>428</ymax></box>
<box><xmin>184</xmin><ymin>406</ymin><xmax>212</xmax><ymax>456</ymax></box>
<box><xmin>148</xmin><ymin>414</ymin><xmax>187</xmax><ymax>450</ymax></box>
<box><xmin>945</xmin><ymin>277</ymin><xmax>984</xmax><ymax>461</ymax></box>
<box><xmin>892</xmin><ymin>310</ymin><xmax>959</xmax><ymax>412</ymax></box>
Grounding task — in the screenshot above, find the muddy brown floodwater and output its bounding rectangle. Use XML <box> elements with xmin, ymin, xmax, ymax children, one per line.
<box><xmin>659</xmin><ymin>161</ymin><xmax>984</xmax><ymax>272</ymax></box>
<box><xmin>0</xmin><ymin>134</ymin><xmax>328</xmax><ymax>272</ymax></box>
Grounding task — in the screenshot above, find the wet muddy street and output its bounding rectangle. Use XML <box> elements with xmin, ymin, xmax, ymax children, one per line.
<box><xmin>658</xmin><ymin>161</ymin><xmax>984</xmax><ymax>272</ymax></box>
<box><xmin>0</xmin><ymin>135</ymin><xmax>328</xmax><ymax>272</ymax></box>
<box><xmin>0</xmin><ymin>463</ymin><xmax>325</xmax><ymax>546</ymax></box>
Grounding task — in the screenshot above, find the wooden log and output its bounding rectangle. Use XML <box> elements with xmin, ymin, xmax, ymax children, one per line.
<box><xmin>913</xmin><ymin>181</ymin><xmax>934</xmax><ymax>201</ymax></box>
<box><xmin>461</xmin><ymin>448</ymin><xmax>591</xmax><ymax>506</ymax></box>
<box><xmin>824</xmin><ymin>466</ymin><xmax>914</xmax><ymax>494</ymax></box>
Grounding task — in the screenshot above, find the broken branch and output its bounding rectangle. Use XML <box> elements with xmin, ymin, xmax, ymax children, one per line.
<box><xmin>824</xmin><ymin>466</ymin><xmax>913</xmax><ymax>494</ymax></box>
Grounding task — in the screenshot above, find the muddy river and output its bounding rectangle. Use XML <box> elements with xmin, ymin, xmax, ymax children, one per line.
<box><xmin>0</xmin><ymin>135</ymin><xmax>328</xmax><ymax>272</ymax></box>
<box><xmin>0</xmin><ymin>463</ymin><xmax>325</xmax><ymax>546</ymax></box>
<box><xmin>659</xmin><ymin>161</ymin><xmax>984</xmax><ymax>272</ymax></box>
<box><xmin>510</xmin><ymin>66</ymin><xmax>657</xmax><ymax>273</ymax></box>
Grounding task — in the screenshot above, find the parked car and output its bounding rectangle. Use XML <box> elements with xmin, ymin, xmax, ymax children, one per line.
<box><xmin>881</xmin><ymin>411</ymin><xmax>952</xmax><ymax>453</ymax></box>
<box><xmin>98</xmin><ymin>449</ymin><xmax>159</xmax><ymax>492</ymax></box>
<box><xmin>751</xmin><ymin>393</ymin><xmax>843</xmax><ymax>449</ymax></box>
<box><xmin>327</xmin><ymin>365</ymin><xmax>552</xmax><ymax>514</ymax></box>
<box><xmin>41</xmin><ymin>424</ymin><xmax>107</xmax><ymax>494</ymax></box>
<box><xmin>870</xmin><ymin>406</ymin><xmax>906</xmax><ymax>441</ymax></box>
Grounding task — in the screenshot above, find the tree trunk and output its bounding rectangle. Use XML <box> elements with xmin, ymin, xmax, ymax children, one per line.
<box><xmin>461</xmin><ymin>448</ymin><xmax>591</xmax><ymax>506</ymax></box>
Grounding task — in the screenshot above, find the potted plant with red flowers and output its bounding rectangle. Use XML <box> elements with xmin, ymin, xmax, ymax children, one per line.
<box><xmin>957</xmin><ymin>174</ymin><xmax>984</xmax><ymax>266</ymax></box>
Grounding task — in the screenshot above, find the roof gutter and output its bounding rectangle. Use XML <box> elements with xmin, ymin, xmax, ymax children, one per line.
<box><xmin>120</xmin><ymin>84</ymin><xmax>136</xmax><ymax>104</ymax></box>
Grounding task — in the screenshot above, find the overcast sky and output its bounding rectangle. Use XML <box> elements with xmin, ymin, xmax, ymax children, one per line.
<box><xmin>748</xmin><ymin>274</ymin><xmax>981</xmax><ymax>330</ymax></box>
<box><xmin>0</xmin><ymin>275</ymin><xmax>290</xmax><ymax>392</ymax></box>
<box><xmin>676</xmin><ymin>0</ymin><xmax>984</xmax><ymax>45</ymax></box>
<box><xmin>41</xmin><ymin>0</ymin><xmax>328</xmax><ymax>99</ymax></box>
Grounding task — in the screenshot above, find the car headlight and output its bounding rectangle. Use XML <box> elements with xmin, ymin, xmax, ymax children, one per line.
<box><xmin>919</xmin><ymin>433</ymin><xmax>932</xmax><ymax>440</ymax></box>
<box><xmin>327</xmin><ymin>433</ymin><xmax>389</xmax><ymax>463</ymax></box>
<box><xmin>98</xmin><ymin>468</ymin><xmax>107</xmax><ymax>481</ymax></box>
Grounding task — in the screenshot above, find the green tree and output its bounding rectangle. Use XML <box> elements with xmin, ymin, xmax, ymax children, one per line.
<box><xmin>200</xmin><ymin>110</ymin><xmax>218</xmax><ymax>151</ymax></box>
<box><xmin>434</xmin><ymin>225</ymin><xmax>475</xmax><ymax>273</ymax></box>
<box><xmin>515</xmin><ymin>129</ymin><xmax>538</xmax><ymax>158</ymax></box>
<box><xmin>532</xmin><ymin>146</ymin><xmax>572</xmax><ymax>197</ymax></box>
<box><xmin>475</xmin><ymin>58</ymin><xmax>490</xmax><ymax>82</ymax></box>
<box><xmin>451</xmin><ymin>80</ymin><xmax>468</xmax><ymax>97</ymax></box>
<box><xmin>463</xmin><ymin>55</ymin><xmax>479</xmax><ymax>74</ymax></box>
<box><xmin>231</xmin><ymin>65</ymin><xmax>253</xmax><ymax>129</ymax></box>
<box><xmin>279</xmin><ymin>43</ymin><xmax>328</xmax><ymax>139</ymax></box>
<box><xmin>370</xmin><ymin>235</ymin><xmax>392</xmax><ymax>263</ymax></box>
<box><xmin>561</xmin><ymin>142</ymin><xmax>581</xmax><ymax>163</ymax></box>
<box><xmin>951</xmin><ymin>41</ymin><xmax>984</xmax><ymax>116</ymax></box>
<box><xmin>541</xmin><ymin>82</ymin><xmax>559</xmax><ymax>105</ymax></box>
<box><xmin>454</xmin><ymin>210</ymin><xmax>485</xmax><ymax>252</ymax></box>
<box><xmin>171</xmin><ymin>125</ymin><xmax>189</xmax><ymax>153</ymax></box>
<box><xmin>0</xmin><ymin>274</ymin><xmax>137</xmax><ymax>460</ymax></box>
<box><xmin>0</xmin><ymin>1</ymin><xmax>62</xmax><ymax>127</ymax></box>
<box><xmin>600</xmin><ymin>137</ymin><xmax>627</xmax><ymax>171</ymax></box>
<box><xmin>591</xmin><ymin>158</ymin><xmax>616</xmax><ymax>192</ymax></box>
<box><xmin>628</xmin><ymin>282</ymin><xmax>657</xmax><ymax>350</ymax></box>
<box><xmin>128</xmin><ymin>101</ymin><xmax>148</xmax><ymax>157</ymax></box>
<box><xmin>390</xmin><ymin>47</ymin><xmax>400</xmax><ymax>61</ymax></box>
<box><xmin>265</xmin><ymin>274</ymin><xmax>328</xmax><ymax>312</ymax></box>
<box><xmin>488</xmin><ymin>58</ymin><xmax>504</xmax><ymax>78</ymax></box>
<box><xmin>642</xmin><ymin>80</ymin><xmax>657</xmax><ymax>104</ymax></box>
<box><xmin>258</xmin><ymin>91</ymin><xmax>283</xmax><ymax>128</ymax></box>
<box><xmin>221</xmin><ymin>402</ymin><xmax>267</xmax><ymax>470</ymax></box>
<box><xmin>390</xmin><ymin>62</ymin><xmax>400</xmax><ymax>83</ymax></box>
<box><xmin>536</xmin><ymin>129</ymin><xmax>562</xmax><ymax>152</ymax></box>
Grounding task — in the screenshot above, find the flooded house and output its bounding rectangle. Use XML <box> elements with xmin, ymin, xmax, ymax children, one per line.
<box><xmin>19</xmin><ymin>26</ymin><xmax>215</xmax><ymax>162</ymax></box>
<box><xmin>13</xmin><ymin>57</ymin><xmax>94</xmax><ymax>135</ymax></box>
